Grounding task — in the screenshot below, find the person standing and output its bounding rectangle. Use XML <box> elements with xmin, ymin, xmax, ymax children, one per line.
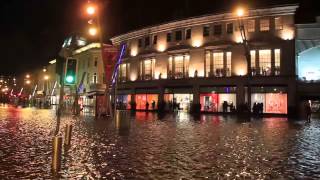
<box><xmin>152</xmin><ymin>100</ymin><xmax>156</xmax><ymax>110</ymax></box>
<box><xmin>146</xmin><ymin>101</ymin><xmax>149</xmax><ymax>111</ymax></box>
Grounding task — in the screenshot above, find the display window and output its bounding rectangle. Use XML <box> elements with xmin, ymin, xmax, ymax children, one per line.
<box><xmin>164</xmin><ymin>94</ymin><xmax>193</xmax><ymax>111</ymax></box>
<box><xmin>116</xmin><ymin>95</ymin><xmax>131</xmax><ymax>109</ymax></box>
<box><xmin>251</xmin><ymin>93</ymin><xmax>287</xmax><ymax>114</ymax></box>
<box><xmin>200</xmin><ymin>93</ymin><xmax>236</xmax><ymax>112</ymax></box>
<box><xmin>135</xmin><ymin>94</ymin><xmax>158</xmax><ymax>110</ymax></box>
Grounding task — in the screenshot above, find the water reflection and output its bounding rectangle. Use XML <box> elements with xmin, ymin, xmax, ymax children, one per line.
<box><xmin>1</xmin><ymin>107</ymin><xmax>320</xmax><ymax>179</ymax></box>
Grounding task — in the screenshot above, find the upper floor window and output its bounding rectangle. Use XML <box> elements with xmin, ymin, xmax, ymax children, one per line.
<box><xmin>203</xmin><ymin>25</ymin><xmax>210</xmax><ymax>37</ymax></box>
<box><xmin>94</xmin><ymin>59</ymin><xmax>98</xmax><ymax>67</ymax></box>
<box><xmin>167</xmin><ymin>33</ymin><xmax>172</xmax><ymax>42</ymax></box>
<box><xmin>138</xmin><ymin>39</ymin><xmax>143</xmax><ymax>47</ymax></box>
<box><xmin>275</xmin><ymin>17</ymin><xmax>283</xmax><ymax>30</ymax></box>
<box><xmin>185</xmin><ymin>29</ymin><xmax>191</xmax><ymax>39</ymax></box>
<box><xmin>119</xmin><ymin>63</ymin><xmax>130</xmax><ymax>82</ymax></box>
<box><xmin>145</xmin><ymin>37</ymin><xmax>150</xmax><ymax>47</ymax></box>
<box><xmin>168</xmin><ymin>54</ymin><xmax>190</xmax><ymax>79</ymax></box>
<box><xmin>226</xmin><ymin>23</ymin><xmax>233</xmax><ymax>34</ymax></box>
<box><xmin>205</xmin><ymin>51</ymin><xmax>232</xmax><ymax>77</ymax></box>
<box><xmin>175</xmin><ymin>31</ymin><xmax>182</xmax><ymax>41</ymax></box>
<box><xmin>274</xmin><ymin>49</ymin><xmax>281</xmax><ymax>75</ymax></box>
<box><xmin>213</xmin><ymin>24</ymin><xmax>222</xmax><ymax>35</ymax></box>
<box><xmin>93</xmin><ymin>73</ymin><xmax>97</xmax><ymax>84</ymax></box>
<box><xmin>140</xmin><ymin>58</ymin><xmax>155</xmax><ymax>80</ymax></box>
<box><xmin>260</xmin><ymin>19</ymin><xmax>270</xmax><ymax>31</ymax></box>
<box><xmin>247</xmin><ymin>19</ymin><xmax>255</xmax><ymax>32</ymax></box>
<box><xmin>153</xmin><ymin>35</ymin><xmax>157</xmax><ymax>45</ymax></box>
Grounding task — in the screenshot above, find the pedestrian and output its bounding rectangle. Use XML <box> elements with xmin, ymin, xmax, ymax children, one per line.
<box><xmin>152</xmin><ymin>100</ymin><xmax>156</xmax><ymax>110</ymax></box>
<box><xmin>305</xmin><ymin>101</ymin><xmax>312</xmax><ymax>122</ymax></box>
<box><xmin>223</xmin><ymin>101</ymin><xmax>228</xmax><ymax>113</ymax></box>
<box><xmin>146</xmin><ymin>102</ymin><xmax>149</xmax><ymax>111</ymax></box>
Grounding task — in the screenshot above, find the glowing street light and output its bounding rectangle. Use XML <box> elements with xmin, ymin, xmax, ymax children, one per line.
<box><xmin>44</xmin><ymin>75</ymin><xmax>49</xmax><ymax>80</ymax></box>
<box><xmin>86</xmin><ymin>5</ymin><xmax>96</xmax><ymax>15</ymax></box>
<box><xmin>26</xmin><ymin>74</ymin><xmax>30</xmax><ymax>78</ymax></box>
<box><xmin>236</xmin><ymin>7</ymin><xmax>245</xmax><ymax>17</ymax></box>
<box><xmin>26</xmin><ymin>80</ymin><xmax>31</xmax><ymax>85</ymax></box>
<box><xmin>88</xmin><ymin>27</ymin><xmax>98</xmax><ymax>36</ymax></box>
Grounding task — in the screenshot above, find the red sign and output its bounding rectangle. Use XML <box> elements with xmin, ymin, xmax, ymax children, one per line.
<box><xmin>102</xmin><ymin>44</ymin><xmax>119</xmax><ymax>85</ymax></box>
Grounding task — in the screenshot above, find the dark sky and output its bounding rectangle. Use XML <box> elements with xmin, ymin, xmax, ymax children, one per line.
<box><xmin>0</xmin><ymin>0</ymin><xmax>318</xmax><ymax>76</ymax></box>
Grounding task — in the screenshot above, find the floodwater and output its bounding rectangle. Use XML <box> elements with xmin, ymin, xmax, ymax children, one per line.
<box><xmin>0</xmin><ymin>105</ymin><xmax>320</xmax><ymax>179</ymax></box>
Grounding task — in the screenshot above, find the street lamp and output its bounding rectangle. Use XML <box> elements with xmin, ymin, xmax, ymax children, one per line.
<box><xmin>84</xmin><ymin>1</ymin><xmax>113</xmax><ymax>117</ymax></box>
<box><xmin>235</xmin><ymin>7</ymin><xmax>252</xmax><ymax>111</ymax></box>
<box><xmin>44</xmin><ymin>75</ymin><xmax>50</xmax><ymax>80</ymax></box>
<box><xmin>88</xmin><ymin>27</ymin><xmax>98</xmax><ymax>36</ymax></box>
<box><xmin>26</xmin><ymin>74</ymin><xmax>30</xmax><ymax>79</ymax></box>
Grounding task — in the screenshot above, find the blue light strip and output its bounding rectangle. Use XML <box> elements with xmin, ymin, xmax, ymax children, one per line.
<box><xmin>111</xmin><ymin>44</ymin><xmax>127</xmax><ymax>86</ymax></box>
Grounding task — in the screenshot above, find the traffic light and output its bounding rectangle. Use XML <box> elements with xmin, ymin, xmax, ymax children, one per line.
<box><xmin>65</xmin><ymin>58</ymin><xmax>77</xmax><ymax>85</ymax></box>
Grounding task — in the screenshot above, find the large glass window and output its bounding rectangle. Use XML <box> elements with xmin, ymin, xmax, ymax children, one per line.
<box><xmin>167</xmin><ymin>33</ymin><xmax>172</xmax><ymax>42</ymax></box>
<box><xmin>140</xmin><ymin>58</ymin><xmax>155</xmax><ymax>80</ymax></box>
<box><xmin>260</xmin><ymin>19</ymin><xmax>270</xmax><ymax>31</ymax></box>
<box><xmin>135</xmin><ymin>94</ymin><xmax>158</xmax><ymax>110</ymax></box>
<box><xmin>205</xmin><ymin>51</ymin><xmax>232</xmax><ymax>77</ymax></box>
<box><xmin>250</xmin><ymin>50</ymin><xmax>256</xmax><ymax>75</ymax></box>
<box><xmin>259</xmin><ymin>49</ymin><xmax>272</xmax><ymax>76</ymax></box>
<box><xmin>168</xmin><ymin>54</ymin><xmax>189</xmax><ymax>79</ymax></box>
<box><xmin>251</xmin><ymin>93</ymin><xmax>287</xmax><ymax>114</ymax></box>
<box><xmin>274</xmin><ymin>49</ymin><xmax>281</xmax><ymax>75</ymax></box>
<box><xmin>145</xmin><ymin>37</ymin><xmax>150</xmax><ymax>47</ymax></box>
<box><xmin>119</xmin><ymin>63</ymin><xmax>129</xmax><ymax>82</ymax></box>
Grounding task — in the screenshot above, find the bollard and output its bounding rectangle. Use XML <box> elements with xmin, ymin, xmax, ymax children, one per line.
<box><xmin>64</xmin><ymin>124</ymin><xmax>73</xmax><ymax>146</ymax></box>
<box><xmin>52</xmin><ymin>136</ymin><xmax>62</xmax><ymax>174</ymax></box>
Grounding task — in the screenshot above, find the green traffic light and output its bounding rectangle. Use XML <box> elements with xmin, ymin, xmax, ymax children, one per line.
<box><xmin>66</xmin><ymin>75</ymin><xmax>74</xmax><ymax>83</ymax></box>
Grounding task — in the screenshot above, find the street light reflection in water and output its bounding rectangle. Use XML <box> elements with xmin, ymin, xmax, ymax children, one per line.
<box><xmin>0</xmin><ymin>107</ymin><xmax>320</xmax><ymax>179</ymax></box>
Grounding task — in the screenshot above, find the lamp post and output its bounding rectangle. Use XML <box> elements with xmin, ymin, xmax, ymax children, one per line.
<box><xmin>85</xmin><ymin>1</ymin><xmax>113</xmax><ymax>117</ymax></box>
<box><xmin>236</xmin><ymin>7</ymin><xmax>252</xmax><ymax>112</ymax></box>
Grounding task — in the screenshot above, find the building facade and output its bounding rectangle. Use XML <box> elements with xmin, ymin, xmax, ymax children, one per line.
<box><xmin>111</xmin><ymin>5</ymin><xmax>298</xmax><ymax>114</ymax></box>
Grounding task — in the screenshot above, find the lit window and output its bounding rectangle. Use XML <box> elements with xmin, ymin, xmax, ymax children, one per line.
<box><xmin>260</xmin><ymin>19</ymin><xmax>270</xmax><ymax>31</ymax></box>
<box><xmin>213</xmin><ymin>52</ymin><xmax>224</xmax><ymax>76</ymax></box>
<box><xmin>274</xmin><ymin>49</ymin><xmax>281</xmax><ymax>75</ymax></box>
<box><xmin>247</xmin><ymin>19</ymin><xmax>255</xmax><ymax>32</ymax></box>
<box><xmin>259</xmin><ymin>49</ymin><xmax>272</xmax><ymax>75</ymax></box>
<box><xmin>203</xmin><ymin>25</ymin><xmax>210</xmax><ymax>37</ymax></box>
<box><xmin>93</xmin><ymin>73</ymin><xmax>97</xmax><ymax>84</ymax></box>
<box><xmin>213</xmin><ymin>24</ymin><xmax>222</xmax><ymax>35</ymax></box>
<box><xmin>275</xmin><ymin>17</ymin><xmax>283</xmax><ymax>30</ymax></box>
<box><xmin>120</xmin><ymin>63</ymin><xmax>129</xmax><ymax>82</ymax></box>
<box><xmin>140</xmin><ymin>58</ymin><xmax>155</xmax><ymax>80</ymax></box>
<box><xmin>226</xmin><ymin>52</ymin><xmax>232</xmax><ymax>77</ymax></box>
<box><xmin>168</xmin><ymin>54</ymin><xmax>189</xmax><ymax>79</ymax></box>
<box><xmin>226</xmin><ymin>23</ymin><xmax>233</xmax><ymax>34</ymax></box>
<box><xmin>185</xmin><ymin>29</ymin><xmax>191</xmax><ymax>39</ymax></box>
<box><xmin>205</xmin><ymin>51</ymin><xmax>211</xmax><ymax>77</ymax></box>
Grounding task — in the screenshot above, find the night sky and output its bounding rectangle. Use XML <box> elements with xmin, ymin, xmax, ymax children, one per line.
<box><xmin>0</xmin><ymin>0</ymin><xmax>318</xmax><ymax>76</ymax></box>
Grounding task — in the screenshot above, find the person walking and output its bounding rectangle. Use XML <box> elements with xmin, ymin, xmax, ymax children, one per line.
<box><xmin>305</xmin><ymin>101</ymin><xmax>312</xmax><ymax>122</ymax></box>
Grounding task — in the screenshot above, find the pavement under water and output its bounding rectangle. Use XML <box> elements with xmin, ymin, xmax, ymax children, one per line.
<box><xmin>0</xmin><ymin>105</ymin><xmax>320</xmax><ymax>179</ymax></box>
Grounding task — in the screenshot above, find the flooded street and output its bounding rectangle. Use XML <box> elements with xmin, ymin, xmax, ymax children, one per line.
<box><xmin>1</xmin><ymin>105</ymin><xmax>320</xmax><ymax>179</ymax></box>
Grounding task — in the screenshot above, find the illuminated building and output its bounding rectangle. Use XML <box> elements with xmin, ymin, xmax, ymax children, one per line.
<box><xmin>111</xmin><ymin>5</ymin><xmax>298</xmax><ymax>115</ymax></box>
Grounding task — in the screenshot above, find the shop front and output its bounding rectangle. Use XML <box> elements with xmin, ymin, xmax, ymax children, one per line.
<box><xmin>251</xmin><ymin>87</ymin><xmax>288</xmax><ymax>114</ymax></box>
<box><xmin>200</xmin><ymin>86</ymin><xmax>237</xmax><ymax>112</ymax></box>
<box><xmin>116</xmin><ymin>94</ymin><xmax>131</xmax><ymax>110</ymax></box>
<box><xmin>135</xmin><ymin>94</ymin><xmax>158</xmax><ymax>110</ymax></box>
<box><xmin>163</xmin><ymin>87</ymin><xmax>193</xmax><ymax>112</ymax></box>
